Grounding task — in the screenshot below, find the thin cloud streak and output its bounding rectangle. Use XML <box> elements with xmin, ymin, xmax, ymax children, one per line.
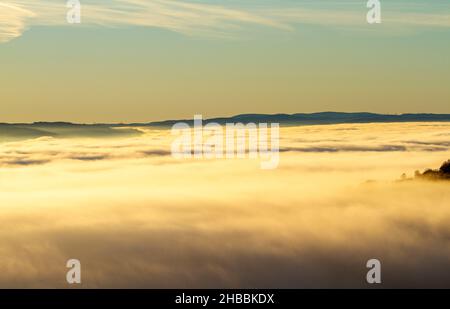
<box><xmin>0</xmin><ymin>0</ymin><xmax>290</xmax><ymax>42</ymax></box>
<box><xmin>0</xmin><ymin>2</ymin><xmax>34</xmax><ymax>42</ymax></box>
<box><xmin>0</xmin><ymin>0</ymin><xmax>449</xmax><ymax>43</ymax></box>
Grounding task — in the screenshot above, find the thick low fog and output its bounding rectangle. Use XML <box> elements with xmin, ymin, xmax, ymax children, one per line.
<box><xmin>0</xmin><ymin>122</ymin><xmax>449</xmax><ymax>288</ymax></box>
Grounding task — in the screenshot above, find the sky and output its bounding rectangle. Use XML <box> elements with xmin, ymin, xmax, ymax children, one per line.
<box><xmin>0</xmin><ymin>0</ymin><xmax>449</xmax><ymax>123</ymax></box>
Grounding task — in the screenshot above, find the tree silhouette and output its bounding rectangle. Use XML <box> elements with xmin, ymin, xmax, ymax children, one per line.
<box><xmin>440</xmin><ymin>160</ymin><xmax>450</xmax><ymax>174</ymax></box>
<box><xmin>410</xmin><ymin>160</ymin><xmax>450</xmax><ymax>181</ymax></box>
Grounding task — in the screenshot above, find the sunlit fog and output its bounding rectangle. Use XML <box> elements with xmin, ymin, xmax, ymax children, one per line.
<box><xmin>1</xmin><ymin>122</ymin><xmax>449</xmax><ymax>288</ymax></box>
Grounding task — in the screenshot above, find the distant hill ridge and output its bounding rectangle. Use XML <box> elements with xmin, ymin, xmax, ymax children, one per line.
<box><xmin>139</xmin><ymin>112</ymin><xmax>450</xmax><ymax>127</ymax></box>
<box><xmin>2</xmin><ymin>112</ymin><xmax>450</xmax><ymax>127</ymax></box>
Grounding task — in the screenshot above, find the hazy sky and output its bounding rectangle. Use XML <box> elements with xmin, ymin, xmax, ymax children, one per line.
<box><xmin>0</xmin><ymin>0</ymin><xmax>449</xmax><ymax>123</ymax></box>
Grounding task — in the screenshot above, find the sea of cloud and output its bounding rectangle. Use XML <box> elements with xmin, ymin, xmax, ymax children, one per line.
<box><xmin>0</xmin><ymin>122</ymin><xmax>449</xmax><ymax>288</ymax></box>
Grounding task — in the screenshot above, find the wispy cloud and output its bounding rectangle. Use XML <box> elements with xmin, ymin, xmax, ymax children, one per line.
<box><xmin>270</xmin><ymin>7</ymin><xmax>450</xmax><ymax>28</ymax></box>
<box><xmin>0</xmin><ymin>2</ymin><xmax>34</xmax><ymax>42</ymax></box>
<box><xmin>0</xmin><ymin>0</ymin><xmax>449</xmax><ymax>43</ymax></box>
<box><xmin>0</xmin><ymin>0</ymin><xmax>289</xmax><ymax>42</ymax></box>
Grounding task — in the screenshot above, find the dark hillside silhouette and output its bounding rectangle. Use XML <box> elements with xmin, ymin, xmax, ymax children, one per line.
<box><xmin>412</xmin><ymin>160</ymin><xmax>450</xmax><ymax>181</ymax></box>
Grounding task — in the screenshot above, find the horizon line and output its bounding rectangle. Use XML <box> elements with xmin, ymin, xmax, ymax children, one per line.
<box><xmin>2</xmin><ymin>111</ymin><xmax>450</xmax><ymax>126</ymax></box>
